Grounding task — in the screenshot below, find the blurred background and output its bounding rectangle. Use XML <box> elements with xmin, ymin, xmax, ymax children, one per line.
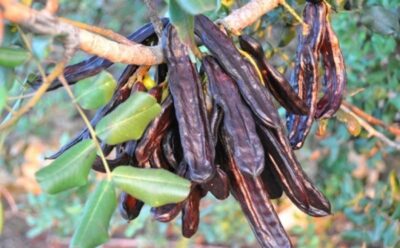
<box><xmin>0</xmin><ymin>0</ymin><xmax>399</xmax><ymax>247</ymax></box>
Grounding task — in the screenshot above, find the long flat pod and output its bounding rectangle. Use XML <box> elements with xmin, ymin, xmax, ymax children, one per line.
<box><xmin>118</xmin><ymin>192</ymin><xmax>144</xmax><ymax>221</ymax></box>
<box><xmin>30</xmin><ymin>19</ymin><xmax>169</xmax><ymax>91</ymax></box>
<box><xmin>257</xmin><ymin>124</ymin><xmax>331</xmax><ymax>216</ymax></box>
<box><xmin>220</xmin><ymin>132</ymin><xmax>292</xmax><ymax>248</ymax></box>
<box><xmin>181</xmin><ymin>185</ymin><xmax>202</xmax><ymax>238</ymax></box>
<box><xmin>315</xmin><ymin>18</ymin><xmax>346</xmax><ymax>119</ymax></box>
<box><xmin>203</xmin><ymin>56</ymin><xmax>264</xmax><ymax>176</ymax></box>
<box><xmin>162</xmin><ymin>25</ymin><xmax>215</xmax><ymax>183</ymax></box>
<box><xmin>194</xmin><ymin>15</ymin><xmax>280</xmax><ymax>129</ymax></box>
<box><xmin>135</xmin><ymin>96</ymin><xmax>174</xmax><ymax>167</ymax></box>
<box><xmin>286</xmin><ymin>2</ymin><xmax>327</xmax><ymax>149</ymax></box>
<box><xmin>239</xmin><ymin>35</ymin><xmax>309</xmax><ymax>115</ymax></box>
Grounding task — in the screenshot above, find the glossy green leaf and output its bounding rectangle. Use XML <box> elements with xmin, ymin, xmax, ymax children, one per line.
<box><xmin>112</xmin><ymin>166</ymin><xmax>191</xmax><ymax>207</ymax></box>
<box><xmin>0</xmin><ymin>47</ymin><xmax>30</xmax><ymax>68</ymax></box>
<box><xmin>0</xmin><ymin>199</ymin><xmax>3</xmax><ymax>234</ymax></box>
<box><xmin>70</xmin><ymin>180</ymin><xmax>117</xmax><ymax>248</ymax></box>
<box><xmin>95</xmin><ymin>92</ymin><xmax>161</xmax><ymax>145</ymax></box>
<box><xmin>35</xmin><ymin>140</ymin><xmax>97</xmax><ymax>194</ymax></box>
<box><xmin>0</xmin><ymin>84</ymin><xmax>7</xmax><ymax>116</ymax></box>
<box><xmin>74</xmin><ymin>71</ymin><xmax>117</xmax><ymax>110</ymax></box>
<box><xmin>169</xmin><ymin>0</ymin><xmax>195</xmax><ymax>48</ymax></box>
<box><xmin>175</xmin><ymin>0</ymin><xmax>219</xmax><ymax>15</ymax></box>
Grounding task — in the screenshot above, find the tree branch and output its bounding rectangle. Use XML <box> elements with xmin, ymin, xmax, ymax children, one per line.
<box><xmin>0</xmin><ymin>0</ymin><xmax>282</xmax><ymax>65</ymax></box>
<box><xmin>340</xmin><ymin>104</ymin><xmax>400</xmax><ymax>150</ymax></box>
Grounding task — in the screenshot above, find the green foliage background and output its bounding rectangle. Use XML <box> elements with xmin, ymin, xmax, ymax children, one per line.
<box><xmin>0</xmin><ymin>0</ymin><xmax>399</xmax><ymax>247</ymax></box>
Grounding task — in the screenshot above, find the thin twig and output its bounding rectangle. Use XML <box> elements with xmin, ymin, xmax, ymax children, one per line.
<box><xmin>0</xmin><ymin>27</ymin><xmax>66</xmax><ymax>131</ymax></box>
<box><xmin>0</xmin><ymin>62</ymin><xmax>65</xmax><ymax>131</ymax></box>
<box><xmin>342</xmin><ymin>101</ymin><xmax>400</xmax><ymax>136</ymax></box>
<box><xmin>59</xmin><ymin>17</ymin><xmax>135</xmax><ymax>46</ymax></box>
<box><xmin>340</xmin><ymin>104</ymin><xmax>400</xmax><ymax>150</ymax></box>
<box><xmin>279</xmin><ymin>0</ymin><xmax>307</xmax><ymax>27</ymax></box>
<box><xmin>0</xmin><ymin>187</ymin><xmax>18</xmax><ymax>213</ymax></box>
<box><xmin>143</xmin><ymin>0</ymin><xmax>163</xmax><ymax>39</ymax></box>
<box><xmin>58</xmin><ymin>75</ymin><xmax>112</xmax><ymax>180</ymax></box>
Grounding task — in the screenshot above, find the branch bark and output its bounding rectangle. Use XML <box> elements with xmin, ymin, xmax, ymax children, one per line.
<box><xmin>0</xmin><ymin>0</ymin><xmax>281</xmax><ymax>65</ymax></box>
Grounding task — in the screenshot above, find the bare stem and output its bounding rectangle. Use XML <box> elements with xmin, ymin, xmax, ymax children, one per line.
<box><xmin>58</xmin><ymin>75</ymin><xmax>112</xmax><ymax>180</ymax></box>
<box><xmin>340</xmin><ymin>104</ymin><xmax>400</xmax><ymax>150</ymax></box>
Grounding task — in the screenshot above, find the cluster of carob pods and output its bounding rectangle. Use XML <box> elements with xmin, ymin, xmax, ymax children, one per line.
<box><xmin>35</xmin><ymin>1</ymin><xmax>346</xmax><ymax>247</ymax></box>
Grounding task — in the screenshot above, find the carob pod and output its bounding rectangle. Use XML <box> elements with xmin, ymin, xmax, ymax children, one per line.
<box><xmin>163</xmin><ymin>24</ymin><xmax>215</xmax><ymax>183</ymax></box>
<box><xmin>260</xmin><ymin>157</ymin><xmax>283</xmax><ymax>199</ymax></box>
<box><xmin>135</xmin><ymin>96</ymin><xmax>174</xmax><ymax>168</ymax></box>
<box><xmin>195</xmin><ymin>15</ymin><xmax>280</xmax><ymax>130</ymax></box>
<box><xmin>47</xmin><ymin>65</ymin><xmax>140</xmax><ymax>159</ymax></box>
<box><xmin>151</xmin><ymin>162</ymin><xmax>187</xmax><ymax>222</ymax></box>
<box><xmin>286</xmin><ymin>2</ymin><xmax>327</xmax><ymax>149</ymax></box>
<box><xmin>315</xmin><ymin>15</ymin><xmax>346</xmax><ymax>119</ymax></box>
<box><xmin>238</xmin><ymin>35</ymin><xmax>309</xmax><ymax>115</ymax></box>
<box><xmin>219</xmin><ymin>131</ymin><xmax>292</xmax><ymax>248</ymax></box>
<box><xmin>161</xmin><ymin>128</ymin><xmax>182</xmax><ymax>169</ymax></box>
<box><xmin>209</xmin><ymin>105</ymin><xmax>224</xmax><ymax>145</ymax></box>
<box><xmin>203</xmin><ymin>56</ymin><xmax>265</xmax><ymax>176</ymax></box>
<box><xmin>200</xmin><ymin>166</ymin><xmax>230</xmax><ymax>200</ymax></box>
<box><xmin>256</xmin><ymin>124</ymin><xmax>331</xmax><ymax>216</ymax></box>
<box><xmin>181</xmin><ymin>185</ymin><xmax>202</xmax><ymax>238</ymax></box>
<box><xmin>30</xmin><ymin>19</ymin><xmax>169</xmax><ymax>91</ymax></box>
<box><xmin>118</xmin><ymin>192</ymin><xmax>144</xmax><ymax>221</ymax></box>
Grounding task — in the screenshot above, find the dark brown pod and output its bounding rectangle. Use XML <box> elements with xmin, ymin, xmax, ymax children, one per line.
<box><xmin>181</xmin><ymin>186</ymin><xmax>202</xmax><ymax>238</ymax></box>
<box><xmin>203</xmin><ymin>56</ymin><xmax>265</xmax><ymax>176</ymax></box>
<box><xmin>118</xmin><ymin>192</ymin><xmax>144</xmax><ymax>221</ymax></box>
<box><xmin>219</xmin><ymin>131</ymin><xmax>292</xmax><ymax>248</ymax></box>
<box><xmin>201</xmin><ymin>166</ymin><xmax>230</xmax><ymax>200</ymax></box>
<box><xmin>135</xmin><ymin>97</ymin><xmax>174</xmax><ymax>167</ymax></box>
<box><xmin>151</xmin><ymin>203</ymin><xmax>183</xmax><ymax>223</ymax></box>
<box><xmin>256</xmin><ymin>125</ymin><xmax>331</xmax><ymax>216</ymax></box>
<box><xmin>315</xmin><ymin>18</ymin><xmax>346</xmax><ymax>119</ymax></box>
<box><xmin>239</xmin><ymin>34</ymin><xmax>309</xmax><ymax>115</ymax></box>
<box><xmin>195</xmin><ymin>15</ymin><xmax>280</xmax><ymax>130</ymax></box>
<box><xmin>163</xmin><ymin>24</ymin><xmax>215</xmax><ymax>183</ymax></box>
<box><xmin>286</xmin><ymin>2</ymin><xmax>328</xmax><ymax>149</ymax></box>
<box><xmin>260</xmin><ymin>157</ymin><xmax>283</xmax><ymax>199</ymax></box>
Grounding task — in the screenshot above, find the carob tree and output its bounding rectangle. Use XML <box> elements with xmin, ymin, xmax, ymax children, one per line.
<box><xmin>0</xmin><ymin>0</ymin><xmax>352</xmax><ymax>247</ymax></box>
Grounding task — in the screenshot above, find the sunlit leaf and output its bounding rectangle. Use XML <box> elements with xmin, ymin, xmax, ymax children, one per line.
<box><xmin>95</xmin><ymin>92</ymin><xmax>161</xmax><ymax>145</ymax></box>
<box><xmin>112</xmin><ymin>166</ymin><xmax>191</xmax><ymax>207</ymax></box>
<box><xmin>74</xmin><ymin>71</ymin><xmax>117</xmax><ymax>110</ymax></box>
<box><xmin>35</xmin><ymin>140</ymin><xmax>97</xmax><ymax>194</ymax></box>
<box><xmin>175</xmin><ymin>0</ymin><xmax>219</xmax><ymax>15</ymax></box>
<box><xmin>346</xmin><ymin>114</ymin><xmax>361</xmax><ymax>137</ymax></box>
<box><xmin>0</xmin><ymin>47</ymin><xmax>30</xmax><ymax>68</ymax></box>
<box><xmin>70</xmin><ymin>180</ymin><xmax>117</xmax><ymax>248</ymax></box>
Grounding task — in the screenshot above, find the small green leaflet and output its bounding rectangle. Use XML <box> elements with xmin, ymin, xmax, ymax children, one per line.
<box><xmin>0</xmin><ymin>85</ymin><xmax>7</xmax><ymax>116</ymax></box>
<box><xmin>95</xmin><ymin>92</ymin><xmax>161</xmax><ymax>145</ymax></box>
<box><xmin>74</xmin><ymin>71</ymin><xmax>117</xmax><ymax>110</ymax></box>
<box><xmin>70</xmin><ymin>180</ymin><xmax>117</xmax><ymax>248</ymax></box>
<box><xmin>35</xmin><ymin>140</ymin><xmax>97</xmax><ymax>194</ymax></box>
<box><xmin>169</xmin><ymin>0</ymin><xmax>195</xmax><ymax>48</ymax></box>
<box><xmin>112</xmin><ymin>166</ymin><xmax>191</xmax><ymax>207</ymax></box>
<box><xmin>0</xmin><ymin>47</ymin><xmax>30</xmax><ymax>68</ymax></box>
<box><xmin>175</xmin><ymin>0</ymin><xmax>219</xmax><ymax>15</ymax></box>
